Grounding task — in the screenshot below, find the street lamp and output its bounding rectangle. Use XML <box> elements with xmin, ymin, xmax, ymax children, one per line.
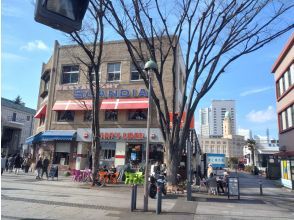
<box><xmin>143</xmin><ymin>59</ymin><xmax>158</xmax><ymax>212</ymax></box>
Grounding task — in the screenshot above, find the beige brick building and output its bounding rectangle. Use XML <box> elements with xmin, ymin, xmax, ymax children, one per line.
<box><xmin>27</xmin><ymin>39</ymin><xmax>187</xmax><ymax>170</ymax></box>
<box><xmin>199</xmin><ymin>112</ymin><xmax>245</xmax><ymax>159</ymax></box>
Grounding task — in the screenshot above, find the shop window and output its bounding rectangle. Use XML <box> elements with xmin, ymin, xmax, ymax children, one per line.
<box><xmin>101</xmin><ymin>149</ymin><xmax>115</xmax><ymax>159</ymax></box>
<box><xmin>107</xmin><ymin>63</ymin><xmax>121</xmax><ymax>82</ymax></box>
<box><xmin>128</xmin><ymin>110</ymin><xmax>147</xmax><ymax>120</ymax></box>
<box><xmin>105</xmin><ymin>110</ymin><xmax>118</xmax><ymax>121</ymax></box>
<box><xmin>131</xmin><ymin>62</ymin><xmax>144</xmax><ymax>81</ymax></box>
<box><xmin>61</xmin><ymin>65</ymin><xmax>79</xmax><ymax>84</ymax></box>
<box><xmin>53</xmin><ymin>152</ymin><xmax>69</xmax><ymax>165</ymax></box>
<box><xmin>84</xmin><ymin>110</ymin><xmax>92</xmax><ymax>121</ymax></box>
<box><xmin>57</xmin><ymin>110</ymin><xmax>75</xmax><ymax>122</ymax></box>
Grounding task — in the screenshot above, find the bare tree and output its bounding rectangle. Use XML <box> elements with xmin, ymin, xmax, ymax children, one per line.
<box><xmin>66</xmin><ymin>0</ymin><xmax>106</xmax><ymax>186</ymax></box>
<box><xmin>100</xmin><ymin>0</ymin><xmax>293</xmax><ymax>185</ymax></box>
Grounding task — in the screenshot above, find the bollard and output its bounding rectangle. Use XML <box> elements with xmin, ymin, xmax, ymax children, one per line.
<box><xmin>156</xmin><ymin>185</ymin><xmax>162</xmax><ymax>214</ymax></box>
<box><xmin>259</xmin><ymin>180</ymin><xmax>263</xmax><ymax>196</ymax></box>
<box><xmin>131</xmin><ymin>185</ymin><xmax>135</xmax><ymax>211</ymax></box>
<box><xmin>134</xmin><ymin>184</ymin><xmax>137</xmax><ymax>210</ymax></box>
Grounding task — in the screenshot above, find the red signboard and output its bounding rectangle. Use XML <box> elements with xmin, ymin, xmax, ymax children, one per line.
<box><xmin>100</xmin><ymin>132</ymin><xmax>144</xmax><ymax>140</ymax></box>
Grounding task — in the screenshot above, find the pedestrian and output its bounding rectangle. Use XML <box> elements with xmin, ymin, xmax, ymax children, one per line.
<box><xmin>207</xmin><ymin>163</ymin><xmax>213</xmax><ymax>178</ymax></box>
<box><xmin>14</xmin><ymin>154</ymin><xmax>22</xmax><ymax>174</ymax></box>
<box><xmin>22</xmin><ymin>156</ymin><xmax>32</xmax><ymax>173</ymax></box>
<box><xmin>41</xmin><ymin>157</ymin><xmax>50</xmax><ymax>179</ymax></box>
<box><xmin>8</xmin><ymin>155</ymin><xmax>15</xmax><ymax>173</ymax></box>
<box><xmin>1</xmin><ymin>154</ymin><xmax>7</xmax><ymax>175</ymax></box>
<box><xmin>5</xmin><ymin>155</ymin><xmax>9</xmax><ymax>172</ymax></box>
<box><xmin>35</xmin><ymin>157</ymin><xmax>43</xmax><ymax>179</ymax></box>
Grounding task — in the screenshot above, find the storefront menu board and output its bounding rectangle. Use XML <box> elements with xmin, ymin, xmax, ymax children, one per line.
<box><xmin>49</xmin><ymin>165</ymin><xmax>58</xmax><ymax>180</ymax></box>
<box><xmin>228</xmin><ymin>177</ymin><xmax>240</xmax><ymax>199</ymax></box>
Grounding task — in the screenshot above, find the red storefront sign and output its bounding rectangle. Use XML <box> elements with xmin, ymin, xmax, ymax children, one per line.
<box><xmin>100</xmin><ymin>132</ymin><xmax>144</xmax><ymax>140</ymax></box>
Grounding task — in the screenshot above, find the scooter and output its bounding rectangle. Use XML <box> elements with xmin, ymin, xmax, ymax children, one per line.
<box><xmin>148</xmin><ymin>172</ymin><xmax>167</xmax><ymax>199</ymax></box>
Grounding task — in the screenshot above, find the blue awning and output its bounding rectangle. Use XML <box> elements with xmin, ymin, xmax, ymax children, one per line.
<box><xmin>25</xmin><ymin>132</ymin><xmax>43</xmax><ymax>144</ymax></box>
<box><xmin>40</xmin><ymin>130</ymin><xmax>76</xmax><ymax>141</ymax></box>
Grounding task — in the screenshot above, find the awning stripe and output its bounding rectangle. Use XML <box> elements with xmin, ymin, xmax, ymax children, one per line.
<box><xmin>52</xmin><ymin>98</ymin><xmax>149</xmax><ymax>111</ymax></box>
<box><xmin>34</xmin><ymin>105</ymin><xmax>47</xmax><ymax>118</ymax></box>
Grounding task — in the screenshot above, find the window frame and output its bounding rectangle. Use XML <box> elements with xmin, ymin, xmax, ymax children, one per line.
<box><xmin>61</xmin><ymin>65</ymin><xmax>79</xmax><ymax>85</ymax></box>
<box><xmin>130</xmin><ymin>62</ymin><xmax>144</xmax><ymax>81</ymax></box>
<box><xmin>57</xmin><ymin>110</ymin><xmax>75</xmax><ymax>122</ymax></box>
<box><xmin>83</xmin><ymin>110</ymin><xmax>92</xmax><ymax>122</ymax></box>
<box><xmin>128</xmin><ymin>109</ymin><xmax>147</xmax><ymax>121</ymax></box>
<box><xmin>104</xmin><ymin>110</ymin><xmax>118</xmax><ymax>121</ymax></box>
<box><xmin>107</xmin><ymin>63</ymin><xmax>121</xmax><ymax>82</ymax></box>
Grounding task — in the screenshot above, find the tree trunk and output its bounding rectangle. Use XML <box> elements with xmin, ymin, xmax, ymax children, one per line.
<box><xmin>165</xmin><ymin>141</ymin><xmax>179</xmax><ymax>186</ymax></box>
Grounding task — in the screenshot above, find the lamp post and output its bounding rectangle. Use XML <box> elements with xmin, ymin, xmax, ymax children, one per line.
<box><xmin>143</xmin><ymin>59</ymin><xmax>158</xmax><ymax>212</ymax></box>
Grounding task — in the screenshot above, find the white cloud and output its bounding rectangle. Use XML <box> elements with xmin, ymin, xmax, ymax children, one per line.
<box><xmin>2</xmin><ymin>52</ymin><xmax>28</xmax><ymax>61</ymax></box>
<box><xmin>20</xmin><ymin>40</ymin><xmax>50</xmax><ymax>52</ymax></box>
<box><xmin>246</xmin><ymin>106</ymin><xmax>276</xmax><ymax>123</ymax></box>
<box><xmin>2</xmin><ymin>4</ymin><xmax>24</xmax><ymax>18</ymax></box>
<box><xmin>240</xmin><ymin>86</ymin><xmax>273</xmax><ymax>97</ymax></box>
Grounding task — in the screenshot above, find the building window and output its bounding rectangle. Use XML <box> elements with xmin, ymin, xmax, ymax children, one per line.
<box><xmin>57</xmin><ymin>111</ymin><xmax>75</xmax><ymax>122</ymax></box>
<box><xmin>84</xmin><ymin>111</ymin><xmax>92</xmax><ymax>121</ymax></box>
<box><xmin>27</xmin><ymin>116</ymin><xmax>30</xmax><ymax>121</ymax></box>
<box><xmin>107</xmin><ymin>63</ymin><xmax>121</xmax><ymax>82</ymax></box>
<box><xmin>277</xmin><ymin>63</ymin><xmax>294</xmax><ymax>98</ymax></box>
<box><xmin>128</xmin><ymin>110</ymin><xmax>147</xmax><ymax>120</ymax></box>
<box><xmin>105</xmin><ymin>110</ymin><xmax>118</xmax><ymax>121</ymax></box>
<box><xmin>61</xmin><ymin>65</ymin><xmax>79</xmax><ymax>84</ymax></box>
<box><xmin>131</xmin><ymin>63</ymin><xmax>144</xmax><ymax>81</ymax></box>
<box><xmin>279</xmin><ymin>104</ymin><xmax>294</xmax><ymax>132</ymax></box>
<box><xmin>12</xmin><ymin>113</ymin><xmax>16</xmax><ymax>121</ymax></box>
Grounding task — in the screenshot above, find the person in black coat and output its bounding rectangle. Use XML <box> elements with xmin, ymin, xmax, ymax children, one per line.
<box><xmin>14</xmin><ymin>154</ymin><xmax>22</xmax><ymax>174</ymax></box>
<box><xmin>41</xmin><ymin>157</ymin><xmax>50</xmax><ymax>179</ymax></box>
<box><xmin>35</xmin><ymin>157</ymin><xmax>43</xmax><ymax>179</ymax></box>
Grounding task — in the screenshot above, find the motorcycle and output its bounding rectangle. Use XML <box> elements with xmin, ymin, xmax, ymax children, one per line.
<box><xmin>148</xmin><ymin>172</ymin><xmax>167</xmax><ymax>199</ymax></box>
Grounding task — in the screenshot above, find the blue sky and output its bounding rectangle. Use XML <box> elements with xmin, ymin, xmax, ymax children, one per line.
<box><xmin>1</xmin><ymin>0</ymin><xmax>293</xmax><ymax>139</ymax></box>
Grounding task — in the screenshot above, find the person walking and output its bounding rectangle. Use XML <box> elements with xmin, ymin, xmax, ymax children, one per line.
<box><xmin>8</xmin><ymin>155</ymin><xmax>15</xmax><ymax>173</ymax></box>
<box><xmin>14</xmin><ymin>154</ymin><xmax>22</xmax><ymax>174</ymax></box>
<box><xmin>35</xmin><ymin>157</ymin><xmax>43</xmax><ymax>180</ymax></box>
<box><xmin>22</xmin><ymin>156</ymin><xmax>32</xmax><ymax>173</ymax></box>
<box><xmin>1</xmin><ymin>154</ymin><xmax>7</xmax><ymax>175</ymax></box>
<box><xmin>41</xmin><ymin>157</ymin><xmax>50</xmax><ymax>180</ymax></box>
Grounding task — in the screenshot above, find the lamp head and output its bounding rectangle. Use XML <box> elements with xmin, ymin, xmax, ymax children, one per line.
<box><xmin>144</xmin><ymin>59</ymin><xmax>158</xmax><ymax>71</ymax></box>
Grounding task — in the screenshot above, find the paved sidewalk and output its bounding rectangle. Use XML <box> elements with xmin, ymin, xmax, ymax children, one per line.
<box><xmin>1</xmin><ymin>171</ymin><xmax>294</xmax><ymax>220</ymax></box>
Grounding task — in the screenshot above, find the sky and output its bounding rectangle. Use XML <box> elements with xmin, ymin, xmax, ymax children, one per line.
<box><xmin>1</xmin><ymin>0</ymin><xmax>293</xmax><ymax>139</ymax></box>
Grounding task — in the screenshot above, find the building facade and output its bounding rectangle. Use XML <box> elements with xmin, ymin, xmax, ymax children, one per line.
<box><xmin>27</xmin><ymin>39</ymin><xmax>186</xmax><ymax>170</ymax></box>
<box><xmin>272</xmin><ymin>34</ymin><xmax>294</xmax><ymax>153</ymax></box>
<box><xmin>199</xmin><ymin>112</ymin><xmax>245</xmax><ymax>159</ymax></box>
<box><xmin>199</xmin><ymin>108</ymin><xmax>211</xmax><ymax>137</ymax></box>
<box><xmin>200</xmin><ymin>100</ymin><xmax>236</xmax><ymax>137</ymax></box>
<box><xmin>1</xmin><ymin>97</ymin><xmax>35</xmax><ymax>155</ymax></box>
<box><xmin>271</xmin><ymin>34</ymin><xmax>294</xmax><ymax>189</ymax></box>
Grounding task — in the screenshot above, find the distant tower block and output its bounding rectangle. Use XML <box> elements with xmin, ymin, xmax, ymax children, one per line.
<box><xmin>223</xmin><ymin>111</ymin><xmax>232</xmax><ymax>138</ymax></box>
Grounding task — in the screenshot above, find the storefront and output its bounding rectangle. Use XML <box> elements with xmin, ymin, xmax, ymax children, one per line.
<box><xmin>280</xmin><ymin>159</ymin><xmax>294</xmax><ymax>189</ymax></box>
<box><xmin>76</xmin><ymin>128</ymin><xmax>164</xmax><ymax>169</ymax></box>
<box><xmin>26</xmin><ymin>130</ymin><xmax>77</xmax><ymax>170</ymax></box>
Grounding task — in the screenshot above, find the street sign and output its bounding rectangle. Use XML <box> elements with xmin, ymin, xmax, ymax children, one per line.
<box><xmin>228</xmin><ymin>177</ymin><xmax>240</xmax><ymax>200</ymax></box>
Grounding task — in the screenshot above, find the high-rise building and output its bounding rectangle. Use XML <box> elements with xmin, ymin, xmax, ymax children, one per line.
<box><xmin>199</xmin><ymin>108</ymin><xmax>211</xmax><ymax>137</ymax></box>
<box><xmin>200</xmin><ymin>100</ymin><xmax>236</xmax><ymax>137</ymax></box>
